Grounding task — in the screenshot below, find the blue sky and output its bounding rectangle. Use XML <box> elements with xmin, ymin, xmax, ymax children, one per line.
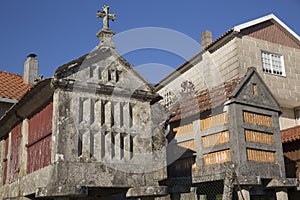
<box><xmin>0</xmin><ymin>0</ymin><xmax>299</xmax><ymax>83</ymax></box>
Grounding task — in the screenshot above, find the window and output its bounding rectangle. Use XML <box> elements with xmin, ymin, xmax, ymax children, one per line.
<box><xmin>163</xmin><ymin>90</ymin><xmax>173</xmax><ymax>109</ymax></box>
<box><xmin>261</xmin><ymin>51</ymin><xmax>285</xmax><ymax>76</ymax></box>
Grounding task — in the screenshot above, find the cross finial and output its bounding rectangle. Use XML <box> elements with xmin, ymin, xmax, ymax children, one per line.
<box><xmin>97</xmin><ymin>5</ymin><xmax>116</xmax><ymax>30</ymax></box>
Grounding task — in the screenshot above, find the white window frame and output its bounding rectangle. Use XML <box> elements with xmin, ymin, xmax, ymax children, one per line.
<box><xmin>261</xmin><ymin>51</ymin><xmax>286</xmax><ymax>77</ymax></box>
<box><xmin>164</xmin><ymin>90</ymin><xmax>173</xmax><ymax>109</ymax></box>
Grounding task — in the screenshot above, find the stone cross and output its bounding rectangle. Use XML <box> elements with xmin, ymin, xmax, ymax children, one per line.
<box><xmin>97</xmin><ymin>5</ymin><xmax>116</xmax><ymax>30</ymax></box>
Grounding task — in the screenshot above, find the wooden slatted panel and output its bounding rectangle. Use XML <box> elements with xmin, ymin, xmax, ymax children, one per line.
<box><xmin>203</xmin><ymin>149</ymin><xmax>231</xmax><ymax>165</ymax></box>
<box><xmin>245</xmin><ymin>130</ymin><xmax>274</xmax><ymax>145</ymax></box>
<box><xmin>27</xmin><ymin>102</ymin><xmax>53</xmax><ymax>174</ymax></box>
<box><xmin>200</xmin><ymin>112</ymin><xmax>228</xmax><ymax>131</ymax></box>
<box><xmin>172</xmin><ymin>140</ymin><xmax>195</xmax><ymax>157</ymax></box>
<box><xmin>202</xmin><ymin>131</ymin><xmax>229</xmax><ymax>147</ymax></box>
<box><xmin>2</xmin><ymin>138</ymin><xmax>9</xmax><ymax>185</ymax></box>
<box><xmin>9</xmin><ymin>123</ymin><xmax>21</xmax><ymax>183</ymax></box>
<box><xmin>173</xmin><ymin>157</ymin><xmax>195</xmax><ymax>177</ymax></box>
<box><xmin>243</xmin><ymin>111</ymin><xmax>272</xmax><ymax>127</ymax></box>
<box><xmin>247</xmin><ymin>149</ymin><xmax>276</xmax><ymax>163</ymax></box>
<box><xmin>173</xmin><ymin>123</ymin><xmax>193</xmax><ymax>138</ymax></box>
<box><xmin>177</xmin><ymin>140</ymin><xmax>195</xmax><ymax>151</ymax></box>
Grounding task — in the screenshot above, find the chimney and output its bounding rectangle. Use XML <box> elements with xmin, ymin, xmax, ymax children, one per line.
<box><xmin>201</xmin><ymin>30</ymin><xmax>212</xmax><ymax>50</ymax></box>
<box><xmin>24</xmin><ymin>54</ymin><xmax>39</xmax><ymax>84</ymax></box>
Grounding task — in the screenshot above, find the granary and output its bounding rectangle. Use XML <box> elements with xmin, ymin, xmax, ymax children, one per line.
<box><xmin>0</xmin><ymin>5</ymin><xmax>168</xmax><ymax>200</ymax></box>
<box><xmin>0</xmin><ymin>6</ymin><xmax>300</xmax><ymax>200</ymax></box>
<box><xmin>155</xmin><ymin>14</ymin><xmax>300</xmax><ymax>199</ymax></box>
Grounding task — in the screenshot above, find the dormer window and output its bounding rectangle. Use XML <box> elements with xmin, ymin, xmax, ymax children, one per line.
<box><xmin>261</xmin><ymin>51</ymin><xmax>285</xmax><ymax>76</ymax></box>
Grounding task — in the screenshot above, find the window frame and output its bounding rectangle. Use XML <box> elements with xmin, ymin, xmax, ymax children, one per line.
<box><xmin>261</xmin><ymin>51</ymin><xmax>286</xmax><ymax>77</ymax></box>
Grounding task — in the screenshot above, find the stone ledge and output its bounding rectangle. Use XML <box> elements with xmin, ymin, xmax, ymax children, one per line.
<box><xmin>126</xmin><ymin>186</ymin><xmax>168</xmax><ymax>198</ymax></box>
<box><xmin>266</xmin><ymin>178</ymin><xmax>298</xmax><ymax>188</ymax></box>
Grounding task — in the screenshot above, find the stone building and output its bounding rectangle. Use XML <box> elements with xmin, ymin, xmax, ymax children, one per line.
<box><xmin>0</xmin><ymin>6</ymin><xmax>167</xmax><ymax>200</ymax></box>
<box><xmin>155</xmin><ymin>14</ymin><xmax>300</xmax><ymax>199</ymax></box>
<box><xmin>0</xmin><ymin>7</ymin><xmax>299</xmax><ymax>200</ymax></box>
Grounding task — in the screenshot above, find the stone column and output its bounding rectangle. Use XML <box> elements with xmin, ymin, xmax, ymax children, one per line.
<box><xmin>199</xmin><ymin>194</ymin><xmax>206</xmax><ymax>200</ymax></box>
<box><xmin>275</xmin><ymin>188</ymin><xmax>288</xmax><ymax>200</ymax></box>
<box><xmin>237</xmin><ymin>186</ymin><xmax>250</xmax><ymax>200</ymax></box>
<box><xmin>19</xmin><ymin>119</ymin><xmax>29</xmax><ymax>177</ymax></box>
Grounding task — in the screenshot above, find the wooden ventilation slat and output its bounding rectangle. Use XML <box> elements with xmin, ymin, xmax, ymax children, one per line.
<box><xmin>247</xmin><ymin>149</ymin><xmax>276</xmax><ymax>163</ymax></box>
<box><xmin>201</xmin><ymin>112</ymin><xmax>228</xmax><ymax>131</ymax></box>
<box><xmin>203</xmin><ymin>149</ymin><xmax>231</xmax><ymax>165</ymax></box>
<box><xmin>202</xmin><ymin>131</ymin><xmax>229</xmax><ymax>147</ymax></box>
<box><xmin>245</xmin><ymin>130</ymin><xmax>274</xmax><ymax>144</ymax></box>
<box><xmin>243</xmin><ymin>111</ymin><xmax>272</xmax><ymax>127</ymax></box>
<box><xmin>173</xmin><ymin>123</ymin><xmax>194</xmax><ymax>138</ymax></box>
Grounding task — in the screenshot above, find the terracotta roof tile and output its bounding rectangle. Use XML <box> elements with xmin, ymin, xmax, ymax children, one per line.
<box><xmin>169</xmin><ymin>78</ymin><xmax>241</xmax><ymax>122</ymax></box>
<box><xmin>281</xmin><ymin>125</ymin><xmax>300</xmax><ymax>143</ymax></box>
<box><xmin>0</xmin><ymin>71</ymin><xmax>32</xmax><ymax>100</ymax></box>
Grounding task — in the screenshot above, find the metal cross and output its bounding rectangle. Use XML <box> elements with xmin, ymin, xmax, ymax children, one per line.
<box><xmin>97</xmin><ymin>5</ymin><xmax>116</xmax><ymax>30</ymax></box>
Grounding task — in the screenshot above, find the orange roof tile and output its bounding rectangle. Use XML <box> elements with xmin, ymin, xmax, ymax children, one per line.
<box><xmin>0</xmin><ymin>71</ymin><xmax>32</xmax><ymax>100</ymax></box>
<box><xmin>281</xmin><ymin>125</ymin><xmax>300</xmax><ymax>143</ymax></box>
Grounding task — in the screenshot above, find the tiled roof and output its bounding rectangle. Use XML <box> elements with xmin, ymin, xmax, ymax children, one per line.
<box><xmin>169</xmin><ymin>78</ymin><xmax>241</xmax><ymax>122</ymax></box>
<box><xmin>281</xmin><ymin>125</ymin><xmax>300</xmax><ymax>143</ymax></box>
<box><xmin>0</xmin><ymin>71</ymin><xmax>32</xmax><ymax>100</ymax></box>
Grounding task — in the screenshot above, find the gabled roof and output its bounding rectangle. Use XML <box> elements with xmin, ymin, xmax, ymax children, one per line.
<box><xmin>54</xmin><ymin>48</ymin><xmax>155</xmax><ymax>91</ymax></box>
<box><xmin>155</xmin><ymin>14</ymin><xmax>300</xmax><ymax>91</ymax></box>
<box><xmin>229</xmin><ymin>67</ymin><xmax>281</xmax><ymax>112</ymax></box>
<box><xmin>0</xmin><ymin>71</ymin><xmax>32</xmax><ymax>101</ymax></box>
<box><xmin>281</xmin><ymin>125</ymin><xmax>300</xmax><ymax>143</ymax></box>
<box><xmin>233</xmin><ymin>14</ymin><xmax>300</xmax><ymax>42</ymax></box>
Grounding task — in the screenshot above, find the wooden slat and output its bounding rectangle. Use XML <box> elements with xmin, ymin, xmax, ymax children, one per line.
<box><xmin>27</xmin><ymin>102</ymin><xmax>53</xmax><ymax>174</ymax></box>
<box><xmin>10</xmin><ymin>123</ymin><xmax>22</xmax><ymax>183</ymax></box>
<box><xmin>202</xmin><ymin>131</ymin><xmax>229</xmax><ymax>147</ymax></box>
<box><xmin>173</xmin><ymin>123</ymin><xmax>194</xmax><ymax>138</ymax></box>
<box><xmin>245</xmin><ymin>130</ymin><xmax>274</xmax><ymax>145</ymax></box>
<box><xmin>2</xmin><ymin>137</ymin><xmax>9</xmax><ymax>185</ymax></box>
<box><xmin>203</xmin><ymin>149</ymin><xmax>231</xmax><ymax>165</ymax></box>
<box><xmin>243</xmin><ymin>111</ymin><xmax>272</xmax><ymax>127</ymax></box>
<box><xmin>200</xmin><ymin>112</ymin><xmax>228</xmax><ymax>131</ymax></box>
<box><xmin>247</xmin><ymin>149</ymin><xmax>276</xmax><ymax>163</ymax></box>
<box><xmin>174</xmin><ymin>157</ymin><xmax>195</xmax><ymax>172</ymax></box>
<box><xmin>177</xmin><ymin>140</ymin><xmax>195</xmax><ymax>151</ymax></box>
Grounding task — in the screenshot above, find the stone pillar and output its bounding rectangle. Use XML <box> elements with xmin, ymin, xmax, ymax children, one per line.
<box><xmin>238</xmin><ymin>186</ymin><xmax>250</xmax><ymax>200</ymax></box>
<box><xmin>275</xmin><ymin>188</ymin><xmax>288</xmax><ymax>200</ymax></box>
<box><xmin>199</xmin><ymin>194</ymin><xmax>206</xmax><ymax>200</ymax></box>
<box><xmin>19</xmin><ymin>119</ymin><xmax>29</xmax><ymax>177</ymax></box>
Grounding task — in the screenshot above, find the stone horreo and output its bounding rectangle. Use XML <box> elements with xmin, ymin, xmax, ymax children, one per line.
<box><xmin>0</xmin><ymin>5</ymin><xmax>300</xmax><ymax>200</ymax></box>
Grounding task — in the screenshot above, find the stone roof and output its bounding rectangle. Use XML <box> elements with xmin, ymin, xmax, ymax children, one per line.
<box><xmin>169</xmin><ymin>78</ymin><xmax>241</xmax><ymax>122</ymax></box>
<box><xmin>281</xmin><ymin>125</ymin><xmax>300</xmax><ymax>143</ymax></box>
<box><xmin>0</xmin><ymin>71</ymin><xmax>32</xmax><ymax>100</ymax></box>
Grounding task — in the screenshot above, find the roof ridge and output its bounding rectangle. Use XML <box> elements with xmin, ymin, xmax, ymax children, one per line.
<box><xmin>0</xmin><ymin>70</ymin><xmax>23</xmax><ymax>78</ymax></box>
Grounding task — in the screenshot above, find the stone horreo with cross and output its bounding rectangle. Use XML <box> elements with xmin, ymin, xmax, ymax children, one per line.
<box><xmin>0</xmin><ymin>5</ymin><xmax>168</xmax><ymax>200</ymax></box>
